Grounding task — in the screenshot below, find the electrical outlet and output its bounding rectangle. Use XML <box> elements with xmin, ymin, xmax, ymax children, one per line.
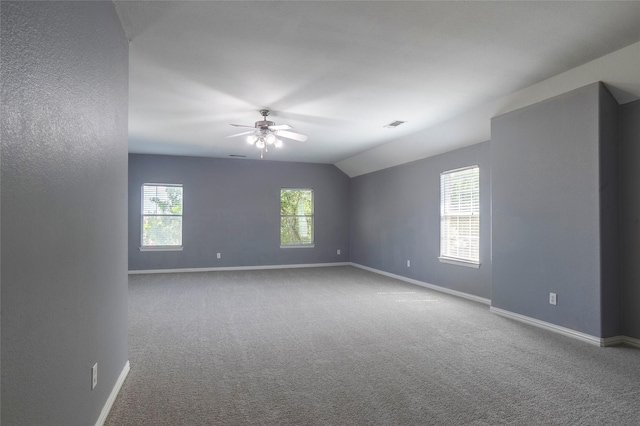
<box><xmin>216</xmin><ymin>253</ymin><xmax>221</xmax><ymax>259</ymax></box>
<box><xmin>549</xmin><ymin>293</ymin><xmax>557</xmax><ymax>306</ymax></box>
<box><xmin>337</xmin><ymin>249</ymin><xmax>341</xmax><ymax>255</ymax></box>
<box><xmin>407</xmin><ymin>260</ymin><xmax>411</xmax><ymax>267</ymax></box>
<box><xmin>92</xmin><ymin>363</ymin><xmax>98</xmax><ymax>390</ymax></box>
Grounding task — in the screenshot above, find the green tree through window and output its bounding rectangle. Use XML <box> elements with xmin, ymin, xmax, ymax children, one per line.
<box><xmin>280</xmin><ymin>189</ymin><xmax>314</xmax><ymax>246</ymax></box>
<box><xmin>142</xmin><ymin>184</ymin><xmax>183</xmax><ymax>247</ymax></box>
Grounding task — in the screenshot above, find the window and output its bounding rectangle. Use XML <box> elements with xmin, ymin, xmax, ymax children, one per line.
<box><xmin>280</xmin><ymin>189</ymin><xmax>314</xmax><ymax>247</ymax></box>
<box><xmin>141</xmin><ymin>184</ymin><xmax>183</xmax><ymax>250</ymax></box>
<box><xmin>440</xmin><ymin>166</ymin><xmax>479</xmax><ymax>266</ymax></box>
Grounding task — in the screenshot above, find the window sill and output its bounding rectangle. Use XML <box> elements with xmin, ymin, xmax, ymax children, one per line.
<box><xmin>140</xmin><ymin>246</ymin><xmax>184</xmax><ymax>252</ymax></box>
<box><xmin>438</xmin><ymin>257</ymin><xmax>480</xmax><ymax>268</ymax></box>
<box><xmin>280</xmin><ymin>244</ymin><xmax>315</xmax><ymax>249</ymax></box>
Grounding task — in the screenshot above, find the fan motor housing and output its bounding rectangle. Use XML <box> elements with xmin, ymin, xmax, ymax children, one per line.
<box><xmin>256</xmin><ymin>120</ymin><xmax>275</xmax><ymax>129</ymax></box>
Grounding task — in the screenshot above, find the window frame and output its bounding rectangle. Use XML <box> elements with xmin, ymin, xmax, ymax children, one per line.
<box><xmin>280</xmin><ymin>188</ymin><xmax>315</xmax><ymax>249</ymax></box>
<box><xmin>439</xmin><ymin>166</ymin><xmax>480</xmax><ymax>268</ymax></box>
<box><xmin>140</xmin><ymin>183</ymin><xmax>184</xmax><ymax>252</ymax></box>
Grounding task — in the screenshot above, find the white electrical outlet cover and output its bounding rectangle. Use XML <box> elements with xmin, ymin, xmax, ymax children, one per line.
<box><xmin>92</xmin><ymin>363</ymin><xmax>98</xmax><ymax>390</ymax></box>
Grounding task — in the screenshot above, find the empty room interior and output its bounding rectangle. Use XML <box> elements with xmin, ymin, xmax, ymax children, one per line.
<box><xmin>3</xmin><ymin>1</ymin><xmax>640</xmax><ymax>425</ymax></box>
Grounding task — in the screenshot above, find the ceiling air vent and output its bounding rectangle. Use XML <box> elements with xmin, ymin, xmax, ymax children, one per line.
<box><xmin>384</xmin><ymin>120</ymin><xmax>406</xmax><ymax>128</ymax></box>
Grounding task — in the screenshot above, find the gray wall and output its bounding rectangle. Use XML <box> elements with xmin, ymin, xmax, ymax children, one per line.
<box><xmin>621</xmin><ymin>99</ymin><xmax>640</xmax><ymax>340</ymax></box>
<box><xmin>349</xmin><ymin>142</ymin><xmax>492</xmax><ymax>300</ymax></box>
<box><xmin>491</xmin><ymin>83</ymin><xmax>619</xmax><ymax>338</ymax></box>
<box><xmin>128</xmin><ymin>154</ymin><xmax>350</xmax><ymax>271</ymax></box>
<box><xmin>1</xmin><ymin>2</ymin><xmax>129</xmax><ymax>425</ymax></box>
<box><xmin>598</xmin><ymin>85</ymin><xmax>621</xmax><ymax>338</ymax></box>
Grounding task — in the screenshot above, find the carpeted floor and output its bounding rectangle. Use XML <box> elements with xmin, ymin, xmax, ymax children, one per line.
<box><xmin>106</xmin><ymin>266</ymin><xmax>640</xmax><ymax>425</ymax></box>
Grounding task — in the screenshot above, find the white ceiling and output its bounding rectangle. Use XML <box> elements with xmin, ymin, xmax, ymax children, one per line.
<box><xmin>115</xmin><ymin>1</ymin><xmax>640</xmax><ymax>176</ymax></box>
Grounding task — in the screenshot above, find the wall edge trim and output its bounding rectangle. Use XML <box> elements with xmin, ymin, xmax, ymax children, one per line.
<box><xmin>95</xmin><ymin>360</ymin><xmax>130</xmax><ymax>426</ymax></box>
<box><xmin>350</xmin><ymin>262</ymin><xmax>491</xmax><ymax>305</ymax></box>
<box><xmin>622</xmin><ymin>336</ymin><xmax>640</xmax><ymax>349</ymax></box>
<box><xmin>128</xmin><ymin>262</ymin><xmax>351</xmax><ymax>275</ymax></box>
<box><xmin>489</xmin><ymin>307</ymin><xmax>620</xmax><ymax>347</ymax></box>
<box><xmin>601</xmin><ymin>335</ymin><xmax>626</xmax><ymax>346</ymax></box>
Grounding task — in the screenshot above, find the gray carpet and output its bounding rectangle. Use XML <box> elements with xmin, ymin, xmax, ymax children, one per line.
<box><xmin>106</xmin><ymin>266</ymin><xmax>640</xmax><ymax>425</ymax></box>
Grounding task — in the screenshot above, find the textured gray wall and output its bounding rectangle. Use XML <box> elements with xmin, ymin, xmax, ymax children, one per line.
<box><xmin>128</xmin><ymin>154</ymin><xmax>350</xmax><ymax>270</ymax></box>
<box><xmin>598</xmin><ymin>85</ymin><xmax>621</xmax><ymax>338</ymax></box>
<box><xmin>491</xmin><ymin>83</ymin><xmax>615</xmax><ymax>338</ymax></box>
<box><xmin>1</xmin><ymin>2</ymin><xmax>129</xmax><ymax>425</ymax></box>
<box><xmin>621</xmin><ymin>99</ymin><xmax>640</xmax><ymax>339</ymax></box>
<box><xmin>349</xmin><ymin>142</ymin><xmax>491</xmax><ymax>300</ymax></box>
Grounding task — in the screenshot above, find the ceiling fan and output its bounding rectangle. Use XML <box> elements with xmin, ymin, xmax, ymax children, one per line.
<box><xmin>228</xmin><ymin>109</ymin><xmax>308</xmax><ymax>158</ymax></box>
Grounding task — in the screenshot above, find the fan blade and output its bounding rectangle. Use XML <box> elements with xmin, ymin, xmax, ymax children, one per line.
<box><xmin>277</xmin><ymin>130</ymin><xmax>308</xmax><ymax>142</ymax></box>
<box><xmin>226</xmin><ymin>131</ymin><xmax>254</xmax><ymax>138</ymax></box>
<box><xmin>230</xmin><ymin>124</ymin><xmax>255</xmax><ymax>128</ymax></box>
<box><xmin>268</xmin><ymin>124</ymin><xmax>292</xmax><ymax>131</ymax></box>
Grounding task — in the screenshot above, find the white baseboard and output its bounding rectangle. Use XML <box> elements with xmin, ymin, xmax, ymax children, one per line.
<box><xmin>129</xmin><ymin>262</ymin><xmax>350</xmax><ymax>275</ymax></box>
<box><xmin>622</xmin><ymin>335</ymin><xmax>640</xmax><ymax>348</ymax></box>
<box><xmin>600</xmin><ymin>335</ymin><xmax>626</xmax><ymax>347</ymax></box>
<box><xmin>95</xmin><ymin>360</ymin><xmax>130</xmax><ymax>426</ymax></box>
<box><xmin>490</xmin><ymin>307</ymin><xmax>622</xmax><ymax>347</ymax></box>
<box><xmin>350</xmin><ymin>262</ymin><xmax>491</xmax><ymax>305</ymax></box>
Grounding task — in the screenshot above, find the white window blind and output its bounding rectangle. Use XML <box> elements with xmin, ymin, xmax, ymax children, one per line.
<box><xmin>280</xmin><ymin>189</ymin><xmax>314</xmax><ymax>246</ymax></box>
<box><xmin>141</xmin><ymin>184</ymin><xmax>183</xmax><ymax>248</ymax></box>
<box><xmin>440</xmin><ymin>166</ymin><xmax>479</xmax><ymax>264</ymax></box>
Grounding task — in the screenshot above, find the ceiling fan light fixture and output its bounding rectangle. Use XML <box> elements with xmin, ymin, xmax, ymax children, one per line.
<box><xmin>264</xmin><ymin>133</ymin><xmax>276</xmax><ymax>145</ymax></box>
<box><xmin>229</xmin><ymin>109</ymin><xmax>307</xmax><ymax>158</ymax></box>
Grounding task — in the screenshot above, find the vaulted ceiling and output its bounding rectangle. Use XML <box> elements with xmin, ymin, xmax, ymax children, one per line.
<box><xmin>115</xmin><ymin>1</ymin><xmax>640</xmax><ymax>176</ymax></box>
